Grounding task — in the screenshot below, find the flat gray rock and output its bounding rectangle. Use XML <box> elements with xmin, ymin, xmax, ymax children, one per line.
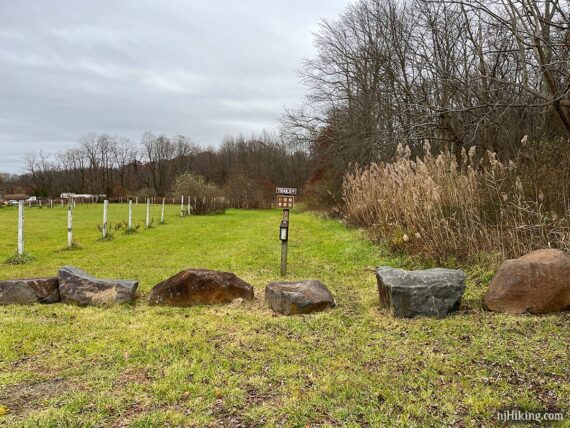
<box><xmin>265</xmin><ymin>280</ymin><xmax>335</xmax><ymax>315</ymax></box>
<box><xmin>376</xmin><ymin>267</ymin><xmax>466</xmax><ymax>318</ymax></box>
<box><xmin>59</xmin><ymin>266</ymin><xmax>138</xmax><ymax>306</ymax></box>
<box><xmin>0</xmin><ymin>277</ymin><xmax>60</xmax><ymax>305</ymax></box>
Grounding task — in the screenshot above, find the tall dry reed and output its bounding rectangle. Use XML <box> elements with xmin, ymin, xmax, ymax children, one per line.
<box><xmin>343</xmin><ymin>141</ymin><xmax>570</xmax><ymax>262</ymax></box>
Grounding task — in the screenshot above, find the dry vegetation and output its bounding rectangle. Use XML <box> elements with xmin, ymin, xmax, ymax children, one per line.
<box><xmin>172</xmin><ymin>173</ymin><xmax>228</xmax><ymax>215</ymax></box>
<box><xmin>343</xmin><ymin>139</ymin><xmax>570</xmax><ymax>263</ymax></box>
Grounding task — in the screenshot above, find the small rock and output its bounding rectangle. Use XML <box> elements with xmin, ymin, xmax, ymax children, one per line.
<box><xmin>484</xmin><ymin>249</ymin><xmax>570</xmax><ymax>314</ymax></box>
<box><xmin>0</xmin><ymin>277</ymin><xmax>59</xmax><ymax>305</ymax></box>
<box><xmin>58</xmin><ymin>266</ymin><xmax>138</xmax><ymax>306</ymax></box>
<box><xmin>376</xmin><ymin>267</ymin><xmax>466</xmax><ymax>318</ymax></box>
<box><xmin>148</xmin><ymin>268</ymin><xmax>254</xmax><ymax>306</ymax></box>
<box><xmin>265</xmin><ymin>280</ymin><xmax>335</xmax><ymax>315</ymax></box>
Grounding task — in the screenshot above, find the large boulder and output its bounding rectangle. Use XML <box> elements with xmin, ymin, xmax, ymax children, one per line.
<box><xmin>376</xmin><ymin>267</ymin><xmax>466</xmax><ymax>318</ymax></box>
<box><xmin>148</xmin><ymin>268</ymin><xmax>254</xmax><ymax>306</ymax></box>
<box><xmin>0</xmin><ymin>277</ymin><xmax>60</xmax><ymax>305</ymax></box>
<box><xmin>483</xmin><ymin>249</ymin><xmax>570</xmax><ymax>314</ymax></box>
<box><xmin>58</xmin><ymin>266</ymin><xmax>138</xmax><ymax>305</ymax></box>
<box><xmin>265</xmin><ymin>280</ymin><xmax>335</xmax><ymax>315</ymax></box>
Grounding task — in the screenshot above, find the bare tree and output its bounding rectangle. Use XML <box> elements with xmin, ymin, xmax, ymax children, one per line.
<box><xmin>284</xmin><ymin>0</ymin><xmax>569</xmax><ymax>179</ymax></box>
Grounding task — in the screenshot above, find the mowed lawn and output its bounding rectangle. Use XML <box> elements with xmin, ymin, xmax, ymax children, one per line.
<box><xmin>0</xmin><ymin>204</ymin><xmax>568</xmax><ymax>427</ymax></box>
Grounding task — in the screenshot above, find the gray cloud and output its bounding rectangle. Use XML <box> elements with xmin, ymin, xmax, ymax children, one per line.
<box><xmin>0</xmin><ymin>0</ymin><xmax>348</xmax><ymax>173</ymax></box>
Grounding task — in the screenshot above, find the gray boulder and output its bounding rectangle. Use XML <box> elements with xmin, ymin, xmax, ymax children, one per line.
<box><xmin>148</xmin><ymin>268</ymin><xmax>254</xmax><ymax>306</ymax></box>
<box><xmin>0</xmin><ymin>277</ymin><xmax>60</xmax><ymax>305</ymax></box>
<box><xmin>375</xmin><ymin>267</ymin><xmax>466</xmax><ymax>318</ymax></box>
<box><xmin>265</xmin><ymin>280</ymin><xmax>335</xmax><ymax>315</ymax></box>
<box><xmin>59</xmin><ymin>266</ymin><xmax>138</xmax><ymax>305</ymax></box>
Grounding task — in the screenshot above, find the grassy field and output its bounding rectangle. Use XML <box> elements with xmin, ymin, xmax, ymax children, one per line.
<box><xmin>0</xmin><ymin>204</ymin><xmax>568</xmax><ymax>427</ymax></box>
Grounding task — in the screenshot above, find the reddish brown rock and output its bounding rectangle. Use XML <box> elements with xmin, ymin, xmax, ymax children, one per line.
<box><xmin>148</xmin><ymin>269</ymin><xmax>254</xmax><ymax>306</ymax></box>
<box><xmin>483</xmin><ymin>249</ymin><xmax>570</xmax><ymax>314</ymax></box>
<box><xmin>0</xmin><ymin>277</ymin><xmax>60</xmax><ymax>305</ymax></box>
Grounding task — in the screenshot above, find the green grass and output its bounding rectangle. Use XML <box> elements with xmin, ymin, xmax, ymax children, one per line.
<box><xmin>0</xmin><ymin>204</ymin><xmax>568</xmax><ymax>427</ymax></box>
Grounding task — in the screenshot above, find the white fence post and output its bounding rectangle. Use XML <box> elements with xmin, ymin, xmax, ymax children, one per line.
<box><xmin>180</xmin><ymin>195</ymin><xmax>184</xmax><ymax>217</ymax></box>
<box><xmin>128</xmin><ymin>200</ymin><xmax>133</xmax><ymax>231</ymax></box>
<box><xmin>161</xmin><ymin>198</ymin><xmax>165</xmax><ymax>224</ymax></box>
<box><xmin>17</xmin><ymin>201</ymin><xmax>24</xmax><ymax>256</ymax></box>
<box><xmin>135</xmin><ymin>196</ymin><xmax>138</xmax><ymax>206</ymax></box>
<box><xmin>102</xmin><ymin>199</ymin><xmax>109</xmax><ymax>239</ymax></box>
<box><xmin>187</xmin><ymin>196</ymin><xmax>191</xmax><ymax>215</ymax></box>
<box><xmin>67</xmin><ymin>206</ymin><xmax>73</xmax><ymax>248</ymax></box>
<box><xmin>146</xmin><ymin>198</ymin><xmax>151</xmax><ymax>228</ymax></box>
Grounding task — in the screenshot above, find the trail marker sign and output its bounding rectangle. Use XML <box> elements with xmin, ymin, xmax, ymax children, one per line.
<box><xmin>276</xmin><ymin>195</ymin><xmax>294</xmax><ymax>209</ymax></box>
<box><xmin>276</xmin><ymin>187</ymin><xmax>297</xmax><ymax>195</ymax></box>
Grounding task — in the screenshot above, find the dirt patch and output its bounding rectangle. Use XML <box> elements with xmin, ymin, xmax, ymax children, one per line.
<box><xmin>0</xmin><ymin>377</ymin><xmax>76</xmax><ymax>418</ymax></box>
<box><xmin>112</xmin><ymin>368</ymin><xmax>151</xmax><ymax>389</ymax></box>
<box><xmin>212</xmin><ymin>387</ymin><xmax>278</xmax><ymax>427</ymax></box>
<box><xmin>112</xmin><ymin>401</ymin><xmax>149</xmax><ymax>428</ymax></box>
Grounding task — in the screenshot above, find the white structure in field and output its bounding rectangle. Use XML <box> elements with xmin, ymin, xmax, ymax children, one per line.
<box><xmin>60</xmin><ymin>193</ymin><xmax>106</xmax><ymax>199</ymax></box>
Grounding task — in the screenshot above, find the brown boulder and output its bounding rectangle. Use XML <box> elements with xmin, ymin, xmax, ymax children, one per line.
<box><xmin>483</xmin><ymin>249</ymin><xmax>570</xmax><ymax>314</ymax></box>
<box><xmin>265</xmin><ymin>280</ymin><xmax>335</xmax><ymax>315</ymax></box>
<box><xmin>0</xmin><ymin>277</ymin><xmax>60</xmax><ymax>305</ymax></box>
<box><xmin>148</xmin><ymin>269</ymin><xmax>254</xmax><ymax>306</ymax></box>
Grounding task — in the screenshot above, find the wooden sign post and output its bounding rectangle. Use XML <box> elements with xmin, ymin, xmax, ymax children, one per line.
<box><xmin>276</xmin><ymin>187</ymin><xmax>297</xmax><ymax>276</ymax></box>
<box><xmin>280</xmin><ymin>209</ymin><xmax>289</xmax><ymax>276</ymax></box>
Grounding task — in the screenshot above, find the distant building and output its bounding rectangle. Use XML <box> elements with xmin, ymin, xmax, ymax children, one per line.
<box><xmin>60</xmin><ymin>193</ymin><xmax>107</xmax><ymax>199</ymax></box>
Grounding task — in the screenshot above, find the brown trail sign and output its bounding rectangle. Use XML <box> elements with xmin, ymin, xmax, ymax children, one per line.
<box><xmin>276</xmin><ymin>195</ymin><xmax>294</xmax><ymax>209</ymax></box>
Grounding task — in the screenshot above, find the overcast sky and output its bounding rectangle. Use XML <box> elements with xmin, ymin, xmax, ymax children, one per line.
<box><xmin>0</xmin><ymin>0</ymin><xmax>348</xmax><ymax>173</ymax></box>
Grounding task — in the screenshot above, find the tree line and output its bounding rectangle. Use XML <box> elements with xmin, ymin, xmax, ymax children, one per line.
<box><xmin>2</xmin><ymin>132</ymin><xmax>311</xmax><ymax>209</ymax></box>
